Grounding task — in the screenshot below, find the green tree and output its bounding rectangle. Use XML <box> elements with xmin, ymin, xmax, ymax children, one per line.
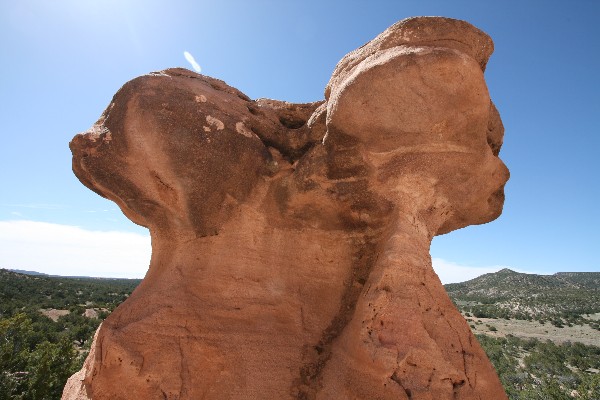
<box><xmin>0</xmin><ymin>313</ymin><xmax>80</xmax><ymax>400</ymax></box>
<box><xmin>0</xmin><ymin>313</ymin><xmax>36</xmax><ymax>398</ymax></box>
<box><xmin>26</xmin><ymin>338</ymin><xmax>79</xmax><ymax>400</ymax></box>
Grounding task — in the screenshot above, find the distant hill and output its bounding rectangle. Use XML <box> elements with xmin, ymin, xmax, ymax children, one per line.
<box><xmin>445</xmin><ymin>268</ymin><xmax>600</xmax><ymax>295</ymax></box>
<box><xmin>8</xmin><ymin>268</ymin><xmax>136</xmax><ymax>280</ymax></box>
<box><xmin>444</xmin><ymin>268</ymin><xmax>600</xmax><ymax>327</ymax></box>
<box><xmin>9</xmin><ymin>268</ymin><xmax>49</xmax><ymax>276</ymax></box>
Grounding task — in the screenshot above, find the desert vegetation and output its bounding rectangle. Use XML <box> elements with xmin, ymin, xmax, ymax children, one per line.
<box><xmin>478</xmin><ymin>335</ymin><xmax>600</xmax><ymax>399</ymax></box>
<box><xmin>0</xmin><ymin>269</ymin><xmax>139</xmax><ymax>399</ymax></box>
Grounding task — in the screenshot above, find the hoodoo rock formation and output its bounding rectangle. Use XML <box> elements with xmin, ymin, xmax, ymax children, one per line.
<box><xmin>64</xmin><ymin>17</ymin><xmax>509</xmax><ymax>400</ymax></box>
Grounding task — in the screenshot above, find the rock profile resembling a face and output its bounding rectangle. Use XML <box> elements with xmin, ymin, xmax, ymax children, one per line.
<box><xmin>64</xmin><ymin>16</ymin><xmax>509</xmax><ymax>400</ymax></box>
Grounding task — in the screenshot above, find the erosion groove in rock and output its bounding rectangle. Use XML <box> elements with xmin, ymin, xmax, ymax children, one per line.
<box><xmin>63</xmin><ymin>16</ymin><xmax>509</xmax><ymax>400</ymax></box>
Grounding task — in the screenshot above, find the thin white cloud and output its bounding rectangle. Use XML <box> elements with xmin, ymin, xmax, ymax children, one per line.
<box><xmin>183</xmin><ymin>51</ymin><xmax>201</xmax><ymax>73</ymax></box>
<box><xmin>0</xmin><ymin>220</ymin><xmax>150</xmax><ymax>279</ymax></box>
<box><xmin>432</xmin><ymin>258</ymin><xmax>508</xmax><ymax>284</ymax></box>
<box><xmin>0</xmin><ymin>203</ymin><xmax>65</xmax><ymax>210</ymax></box>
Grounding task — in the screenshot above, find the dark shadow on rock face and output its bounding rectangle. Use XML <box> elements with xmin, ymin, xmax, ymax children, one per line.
<box><xmin>64</xmin><ymin>16</ymin><xmax>509</xmax><ymax>400</ymax></box>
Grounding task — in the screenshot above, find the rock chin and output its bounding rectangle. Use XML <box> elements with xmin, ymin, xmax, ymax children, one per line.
<box><xmin>64</xmin><ymin>16</ymin><xmax>509</xmax><ymax>400</ymax></box>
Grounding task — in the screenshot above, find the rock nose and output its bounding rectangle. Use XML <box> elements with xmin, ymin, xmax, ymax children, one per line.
<box><xmin>69</xmin><ymin>132</ymin><xmax>93</xmax><ymax>182</ymax></box>
<box><xmin>496</xmin><ymin>157</ymin><xmax>510</xmax><ymax>189</ymax></box>
<box><xmin>70</xmin><ymin>126</ymin><xmax>110</xmax><ymax>159</ymax></box>
<box><xmin>69</xmin><ymin>127</ymin><xmax>114</xmax><ymax>200</ymax></box>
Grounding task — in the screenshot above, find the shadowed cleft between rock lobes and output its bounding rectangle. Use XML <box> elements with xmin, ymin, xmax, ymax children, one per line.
<box><xmin>64</xmin><ymin>16</ymin><xmax>509</xmax><ymax>400</ymax></box>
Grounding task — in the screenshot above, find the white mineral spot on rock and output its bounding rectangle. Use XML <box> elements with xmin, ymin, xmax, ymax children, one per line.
<box><xmin>203</xmin><ymin>126</ymin><xmax>211</xmax><ymax>132</ymax></box>
<box><xmin>235</xmin><ymin>122</ymin><xmax>254</xmax><ymax>138</ymax></box>
<box><xmin>195</xmin><ymin>95</ymin><xmax>207</xmax><ymax>103</ymax></box>
<box><xmin>206</xmin><ymin>115</ymin><xmax>224</xmax><ymax>130</ymax></box>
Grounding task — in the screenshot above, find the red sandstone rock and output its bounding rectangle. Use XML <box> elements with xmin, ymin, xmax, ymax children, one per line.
<box><xmin>63</xmin><ymin>16</ymin><xmax>509</xmax><ymax>400</ymax></box>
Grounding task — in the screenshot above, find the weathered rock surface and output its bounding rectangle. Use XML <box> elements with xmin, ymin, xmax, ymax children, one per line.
<box><xmin>64</xmin><ymin>16</ymin><xmax>509</xmax><ymax>400</ymax></box>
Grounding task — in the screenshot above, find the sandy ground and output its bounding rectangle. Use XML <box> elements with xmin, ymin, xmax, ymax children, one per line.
<box><xmin>83</xmin><ymin>308</ymin><xmax>98</xmax><ymax>318</ymax></box>
<box><xmin>464</xmin><ymin>314</ymin><xmax>600</xmax><ymax>346</ymax></box>
<box><xmin>40</xmin><ymin>308</ymin><xmax>70</xmax><ymax>322</ymax></box>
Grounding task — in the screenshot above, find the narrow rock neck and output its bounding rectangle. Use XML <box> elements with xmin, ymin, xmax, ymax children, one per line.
<box><xmin>313</xmin><ymin>207</ymin><xmax>485</xmax><ymax>398</ymax></box>
<box><xmin>360</xmin><ymin>206</ymin><xmax>456</xmax><ymax>344</ymax></box>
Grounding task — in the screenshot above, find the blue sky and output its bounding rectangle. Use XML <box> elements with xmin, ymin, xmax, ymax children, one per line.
<box><xmin>0</xmin><ymin>0</ymin><xmax>598</xmax><ymax>281</ymax></box>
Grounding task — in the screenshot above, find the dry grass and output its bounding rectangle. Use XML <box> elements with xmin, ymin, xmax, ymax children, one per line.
<box><xmin>464</xmin><ymin>314</ymin><xmax>600</xmax><ymax>347</ymax></box>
